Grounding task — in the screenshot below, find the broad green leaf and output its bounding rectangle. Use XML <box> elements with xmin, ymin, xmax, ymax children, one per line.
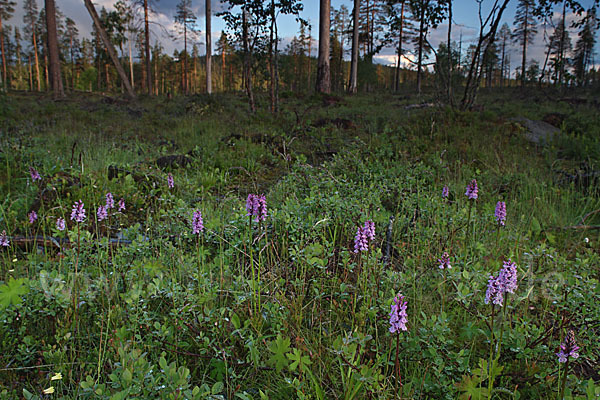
<box><xmin>268</xmin><ymin>334</ymin><xmax>291</xmax><ymax>373</ymax></box>
<box><xmin>0</xmin><ymin>278</ymin><xmax>29</xmax><ymax>308</ymax></box>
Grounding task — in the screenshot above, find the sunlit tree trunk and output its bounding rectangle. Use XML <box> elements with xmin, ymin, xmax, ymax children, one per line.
<box><xmin>348</xmin><ymin>0</ymin><xmax>359</xmax><ymax>93</ymax></box>
<box><xmin>206</xmin><ymin>0</ymin><xmax>212</xmax><ymax>94</ymax></box>
<box><xmin>144</xmin><ymin>0</ymin><xmax>152</xmax><ymax>94</ymax></box>
<box><xmin>315</xmin><ymin>0</ymin><xmax>331</xmax><ymax>93</ymax></box>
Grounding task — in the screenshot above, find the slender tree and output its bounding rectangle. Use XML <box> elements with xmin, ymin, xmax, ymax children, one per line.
<box><xmin>512</xmin><ymin>0</ymin><xmax>538</xmax><ymax>87</ymax></box>
<box><xmin>348</xmin><ymin>0</ymin><xmax>360</xmax><ymax>93</ymax></box>
<box><xmin>460</xmin><ymin>0</ymin><xmax>511</xmax><ymax>109</ymax></box>
<box><xmin>0</xmin><ymin>0</ymin><xmax>16</xmax><ymax>88</ymax></box>
<box><xmin>497</xmin><ymin>23</ymin><xmax>511</xmax><ymax>86</ymax></box>
<box><xmin>64</xmin><ymin>17</ymin><xmax>79</xmax><ymax>90</ymax></box>
<box><xmin>547</xmin><ymin>7</ymin><xmax>571</xmax><ymax>85</ymax></box>
<box><xmin>409</xmin><ymin>0</ymin><xmax>446</xmax><ymax>95</ymax></box>
<box><xmin>206</xmin><ymin>0</ymin><xmax>212</xmax><ymax>94</ymax></box>
<box><xmin>316</xmin><ymin>0</ymin><xmax>331</xmax><ymax>93</ymax></box>
<box><xmin>572</xmin><ymin>8</ymin><xmax>597</xmax><ymax>86</ymax></box>
<box><xmin>174</xmin><ymin>0</ymin><xmax>197</xmax><ymax>95</ymax></box>
<box><xmin>143</xmin><ymin>0</ymin><xmax>152</xmax><ymax>94</ymax></box>
<box><xmin>216</xmin><ymin>31</ymin><xmax>230</xmax><ymax>91</ymax></box>
<box><xmin>84</xmin><ymin>0</ymin><xmax>135</xmax><ymax>98</ymax></box>
<box><xmin>446</xmin><ymin>0</ymin><xmax>452</xmax><ymax>101</ymax></box>
<box><xmin>23</xmin><ymin>0</ymin><xmax>41</xmax><ymax>90</ymax></box>
<box><xmin>385</xmin><ymin>0</ymin><xmax>413</xmax><ymax>92</ymax></box>
<box><xmin>114</xmin><ymin>0</ymin><xmax>136</xmax><ymax>89</ymax></box>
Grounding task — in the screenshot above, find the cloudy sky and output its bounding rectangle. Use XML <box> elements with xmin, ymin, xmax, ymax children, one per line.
<box><xmin>7</xmin><ymin>0</ymin><xmax>600</xmax><ymax>74</ymax></box>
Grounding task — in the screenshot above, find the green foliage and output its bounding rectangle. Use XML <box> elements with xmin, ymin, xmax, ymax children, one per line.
<box><xmin>0</xmin><ymin>278</ymin><xmax>29</xmax><ymax>308</ymax></box>
<box><xmin>0</xmin><ymin>91</ymin><xmax>599</xmax><ymax>399</ymax></box>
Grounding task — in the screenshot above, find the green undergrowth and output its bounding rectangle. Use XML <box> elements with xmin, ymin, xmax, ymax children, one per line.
<box><xmin>0</xmin><ymin>90</ymin><xmax>599</xmax><ymax>399</ymax></box>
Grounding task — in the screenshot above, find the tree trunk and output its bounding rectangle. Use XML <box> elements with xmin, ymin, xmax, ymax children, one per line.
<box><xmin>348</xmin><ymin>0</ymin><xmax>359</xmax><ymax>93</ymax></box>
<box><xmin>460</xmin><ymin>0</ymin><xmax>510</xmax><ymax>110</ymax></box>
<box><xmin>416</xmin><ymin>4</ymin><xmax>425</xmax><ymax>96</ymax></box>
<box><xmin>44</xmin><ymin>54</ymin><xmax>49</xmax><ymax>90</ymax></box>
<box><xmin>128</xmin><ymin>38</ymin><xmax>134</xmax><ymax>89</ymax></box>
<box><xmin>558</xmin><ymin>3</ymin><xmax>566</xmax><ymax>86</ymax></box>
<box><xmin>45</xmin><ymin>0</ymin><xmax>64</xmax><ymax>98</ymax></box>
<box><xmin>206</xmin><ymin>0</ymin><xmax>212</xmax><ymax>94</ymax></box>
<box><xmin>84</xmin><ymin>0</ymin><xmax>136</xmax><ymax>99</ymax></box>
<box><xmin>539</xmin><ymin>35</ymin><xmax>551</xmax><ymax>86</ymax></box>
<box><xmin>28</xmin><ymin>56</ymin><xmax>33</xmax><ymax>90</ymax></box>
<box><xmin>70</xmin><ymin>35</ymin><xmax>75</xmax><ymax>90</ymax></box>
<box><xmin>0</xmin><ymin>16</ymin><xmax>7</xmax><ymax>88</ymax></box>
<box><xmin>143</xmin><ymin>0</ymin><xmax>152</xmax><ymax>95</ymax></box>
<box><xmin>221</xmin><ymin>49</ymin><xmax>225</xmax><ymax>91</ymax></box>
<box><xmin>500</xmin><ymin>37</ymin><xmax>506</xmax><ymax>87</ymax></box>
<box><xmin>307</xmin><ymin>26</ymin><xmax>311</xmax><ymax>90</ymax></box>
<box><xmin>268</xmin><ymin>0</ymin><xmax>275</xmax><ymax>112</ymax></box>
<box><xmin>242</xmin><ymin>9</ymin><xmax>255</xmax><ymax>112</ymax></box>
<box><xmin>446</xmin><ymin>0</ymin><xmax>452</xmax><ymax>103</ymax></box>
<box><xmin>274</xmin><ymin>13</ymin><xmax>279</xmax><ymax>111</ymax></box>
<box><xmin>32</xmin><ymin>23</ymin><xmax>41</xmax><ymax>91</ymax></box>
<box><xmin>316</xmin><ymin>0</ymin><xmax>331</xmax><ymax>93</ymax></box>
<box><xmin>183</xmin><ymin>24</ymin><xmax>187</xmax><ymax>94</ymax></box>
<box><xmin>520</xmin><ymin>3</ymin><xmax>528</xmax><ymax>87</ymax></box>
<box><xmin>394</xmin><ymin>1</ymin><xmax>405</xmax><ymax>92</ymax></box>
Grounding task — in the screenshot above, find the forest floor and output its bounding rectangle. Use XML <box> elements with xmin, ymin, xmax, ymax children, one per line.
<box><xmin>0</xmin><ymin>88</ymin><xmax>599</xmax><ymax>399</ymax></box>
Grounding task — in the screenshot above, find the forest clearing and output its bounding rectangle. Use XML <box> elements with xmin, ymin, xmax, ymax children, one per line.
<box><xmin>1</xmin><ymin>0</ymin><xmax>600</xmax><ymax>397</ymax></box>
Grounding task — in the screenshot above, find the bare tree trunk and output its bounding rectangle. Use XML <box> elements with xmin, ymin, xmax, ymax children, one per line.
<box><xmin>558</xmin><ymin>2</ymin><xmax>566</xmax><ymax>86</ymax></box>
<box><xmin>221</xmin><ymin>49</ymin><xmax>225</xmax><ymax>91</ymax></box>
<box><xmin>446</xmin><ymin>0</ymin><xmax>452</xmax><ymax>103</ymax></box>
<box><xmin>28</xmin><ymin>56</ymin><xmax>33</xmax><ymax>90</ymax></box>
<box><xmin>143</xmin><ymin>0</ymin><xmax>152</xmax><ymax>95</ymax></box>
<box><xmin>348</xmin><ymin>0</ymin><xmax>359</xmax><ymax>93</ymax></box>
<box><xmin>242</xmin><ymin>9</ymin><xmax>255</xmax><ymax>112</ymax></box>
<box><xmin>105</xmin><ymin>63</ymin><xmax>110</xmax><ymax>89</ymax></box>
<box><xmin>155</xmin><ymin>52</ymin><xmax>159</xmax><ymax>95</ymax></box>
<box><xmin>520</xmin><ymin>2</ymin><xmax>528</xmax><ymax>87</ymax></box>
<box><xmin>128</xmin><ymin>38</ymin><xmax>134</xmax><ymax>89</ymax></box>
<box><xmin>0</xmin><ymin>16</ymin><xmax>7</xmax><ymax>88</ymax></box>
<box><xmin>394</xmin><ymin>1</ymin><xmax>405</xmax><ymax>92</ymax></box>
<box><xmin>316</xmin><ymin>0</ymin><xmax>331</xmax><ymax>93</ymax></box>
<box><xmin>416</xmin><ymin>4</ymin><xmax>425</xmax><ymax>96</ymax></box>
<box><xmin>274</xmin><ymin>14</ymin><xmax>279</xmax><ymax>111</ymax></box>
<box><xmin>84</xmin><ymin>0</ymin><xmax>136</xmax><ymax>99</ymax></box>
<box><xmin>206</xmin><ymin>0</ymin><xmax>212</xmax><ymax>94</ymax></box>
<box><xmin>500</xmin><ymin>37</ymin><xmax>506</xmax><ymax>87</ymax></box>
<box><xmin>32</xmin><ymin>24</ymin><xmax>41</xmax><ymax>91</ymax></box>
<box><xmin>45</xmin><ymin>0</ymin><xmax>64</xmax><ymax>98</ymax></box>
<box><xmin>183</xmin><ymin>24</ymin><xmax>187</xmax><ymax>94</ymax></box>
<box><xmin>539</xmin><ymin>32</ymin><xmax>551</xmax><ymax>87</ymax></box>
<box><xmin>460</xmin><ymin>0</ymin><xmax>510</xmax><ymax>110</ymax></box>
<box><xmin>70</xmin><ymin>35</ymin><xmax>75</xmax><ymax>90</ymax></box>
<box><xmin>307</xmin><ymin>26</ymin><xmax>311</xmax><ymax>90</ymax></box>
<box><xmin>44</xmin><ymin>54</ymin><xmax>49</xmax><ymax>90</ymax></box>
<box><xmin>268</xmin><ymin>0</ymin><xmax>275</xmax><ymax>112</ymax></box>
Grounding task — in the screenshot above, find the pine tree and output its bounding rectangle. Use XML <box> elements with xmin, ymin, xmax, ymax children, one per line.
<box><xmin>174</xmin><ymin>0</ymin><xmax>198</xmax><ymax>95</ymax></box>
<box><xmin>497</xmin><ymin>23</ymin><xmax>511</xmax><ymax>86</ymax></box>
<box><xmin>408</xmin><ymin>0</ymin><xmax>447</xmax><ymax>95</ymax></box>
<box><xmin>23</xmin><ymin>0</ymin><xmax>41</xmax><ymax>90</ymax></box>
<box><xmin>512</xmin><ymin>0</ymin><xmax>537</xmax><ymax>87</ymax></box>
<box><xmin>0</xmin><ymin>0</ymin><xmax>16</xmax><ymax>88</ymax></box>
<box><xmin>548</xmin><ymin>12</ymin><xmax>571</xmax><ymax>85</ymax></box>
<box><xmin>385</xmin><ymin>0</ymin><xmax>415</xmax><ymax>91</ymax></box>
<box><xmin>572</xmin><ymin>8</ymin><xmax>597</xmax><ymax>86</ymax></box>
<box><xmin>64</xmin><ymin>17</ymin><xmax>79</xmax><ymax>90</ymax></box>
<box><xmin>215</xmin><ymin>32</ymin><xmax>231</xmax><ymax>91</ymax></box>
